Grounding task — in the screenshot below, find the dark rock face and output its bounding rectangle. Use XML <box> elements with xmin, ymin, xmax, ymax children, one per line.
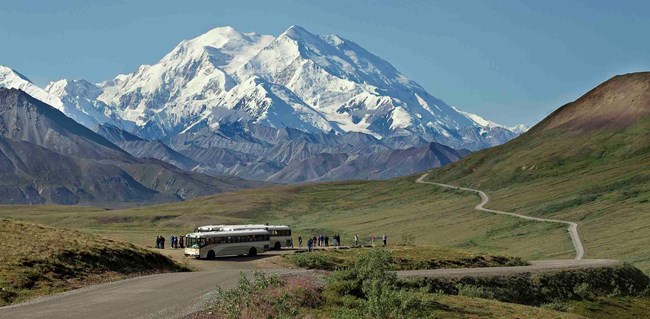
<box><xmin>0</xmin><ymin>88</ymin><xmax>263</xmax><ymax>206</ymax></box>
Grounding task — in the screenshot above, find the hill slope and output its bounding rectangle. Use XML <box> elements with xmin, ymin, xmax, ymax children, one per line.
<box><xmin>0</xmin><ymin>219</ymin><xmax>187</xmax><ymax>306</ymax></box>
<box><xmin>424</xmin><ymin>72</ymin><xmax>650</xmax><ymax>268</ymax></box>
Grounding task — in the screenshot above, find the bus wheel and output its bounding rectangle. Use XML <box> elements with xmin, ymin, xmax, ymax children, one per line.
<box><xmin>274</xmin><ymin>241</ymin><xmax>281</xmax><ymax>250</ymax></box>
<box><xmin>248</xmin><ymin>247</ymin><xmax>257</xmax><ymax>257</ymax></box>
<box><xmin>207</xmin><ymin>250</ymin><xmax>215</xmax><ymax>260</ymax></box>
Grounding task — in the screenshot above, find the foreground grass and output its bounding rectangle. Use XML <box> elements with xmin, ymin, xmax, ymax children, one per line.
<box><xmin>284</xmin><ymin>246</ymin><xmax>527</xmax><ymax>271</ymax></box>
<box><xmin>0</xmin><ymin>219</ymin><xmax>188</xmax><ymax>306</ymax></box>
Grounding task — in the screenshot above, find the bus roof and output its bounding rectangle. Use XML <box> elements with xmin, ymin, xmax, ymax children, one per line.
<box><xmin>187</xmin><ymin>229</ymin><xmax>270</xmax><ymax>238</ymax></box>
<box><xmin>197</xmin><ymin>224</ymin><xmax>290</xmax><ymax>232</ymax></box>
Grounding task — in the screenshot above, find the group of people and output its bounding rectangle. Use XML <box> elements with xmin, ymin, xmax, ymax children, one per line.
<box><xmin>155</xmin><ymin>234</ymin><xmax>185</xmax><ymax>249</ymax></box>
<box><xmin>296</xmin><ymin>233</ymin><xmax>388</xmax><ymax>252</ymax></box>
<box><xmin>297</xmin><ymin>233</ymin><xmax>344</xmax><ymax>252</ymax></box>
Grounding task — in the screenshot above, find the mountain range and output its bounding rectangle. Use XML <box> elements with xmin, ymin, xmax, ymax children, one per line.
<box><xmin>0</xmin><ymin>88</ymin><xmax>262</xmax><ymax>205</ymax></box>
<box><xmin>0</xmin><ymin>25</ymin><xmax>526</xmax><ymax>185</ymax></box>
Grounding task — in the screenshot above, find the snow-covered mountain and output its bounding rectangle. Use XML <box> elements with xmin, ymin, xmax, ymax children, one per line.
<box><xmin>33</xmin><ymin>25</ymin><xmax>518</xmax><ymax>149</ymax></box>
<box><xmin>0</xmin><ymin>66</ymin><xmax>125</xmax><ymax>129</ymax></box>
<box><xmin>1</xmin><ymin>25</ymin><xmax>529</xmax><ymax>183</ymax></box>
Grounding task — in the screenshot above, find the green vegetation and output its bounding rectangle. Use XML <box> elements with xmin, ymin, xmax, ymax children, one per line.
<box><xmin>0</xmin><ymin>219</ymin><xmax>188</xmax><ymax>306</ymax></box>
<box><xmin>424</xmin><ymin>114</ymin><xmax>650</xmax><ymax>271</ymax></box>
<box><xmin>284</xmin><ymin>246</ymin><xmax>526</xmax><ymax>271</ymax></box>
<box><xmin>0</xmin><ymin>177</ymin><xmax>573</xmax><ymax>266</ymax></box>
<box><xmin>405</xmin><ymin>264</ymin><xmax>650</xmax><ymax>306</ymax></box>
<box><xmin>208</xmin><ymin>250</ymin><xmax>584</xmax><ymax>319</ymax></box>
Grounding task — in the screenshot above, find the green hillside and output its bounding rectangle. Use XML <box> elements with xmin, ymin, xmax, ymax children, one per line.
<box><xmin>425</xmin><ymin>72</ymin><xmax>650</xmax><ymax>269</ymax></box>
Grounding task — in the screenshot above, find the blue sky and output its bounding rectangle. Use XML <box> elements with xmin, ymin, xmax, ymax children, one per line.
<box><xmin>1</xmin><ymin>0</ymin><xmax>648</xmax><ymax>126</ymax></box>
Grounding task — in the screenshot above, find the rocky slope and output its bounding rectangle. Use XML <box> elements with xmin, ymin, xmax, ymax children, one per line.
<box><xmin>0</xmin><ymin>88</ymin><xmax>262</xmax><ymax>205</ymax></box>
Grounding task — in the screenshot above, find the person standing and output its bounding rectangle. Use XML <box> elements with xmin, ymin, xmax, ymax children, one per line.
<box><xmin>298</xmin><ymin>235</ymin><xmax>303</xmax><ymax>248</ymax></box>
<box><xmin>161</xmin><ymin>235</ymin><xmax>165</xmax><ymax>249</ymax></box>
<box><xmin>354</xmin><ymin>234</ymin><xmax>359</xmax><ymax>247</ymax></box>
<box><xmin>371</xmin><ymin>235</ymin><xmax>375</xmax><ymax>247</ymax></box>
<box><xmin>324</xmin><ymin>235</ymin><xmax>329</xmax><ymax>247</ymax></box>
<box><xmin>382</xmin><ymin>234</ymin><xmax>387</xmax><ymax>247</ymax></box>
<box><xmin>307</xmin><ymin>238</ymin><xmax>312</xmax><ymax>252</ymax></box>
<box><xmin>155</xmin><ymin>236</ymin><xmax>160</xmax><ymax>249</ymax></box>
<box><xmin>179</xmin><ymin>235</ymin><xmax>184</xmax><ymax>249</ymax></box>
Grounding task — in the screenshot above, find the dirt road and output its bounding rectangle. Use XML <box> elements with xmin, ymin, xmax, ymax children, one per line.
<box><xmin>416</xmin><ymin>174</ymin><xmax>585</xmax><ymax>260</ymax></box>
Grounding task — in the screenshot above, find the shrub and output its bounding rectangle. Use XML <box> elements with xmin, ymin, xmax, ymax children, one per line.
<box><xmin>407</xmin><ymin>264</ymin><xmax>650</xmax><ymax>306</ymax></box>
<box><xmin>214</xmin><ymin>271</ymin><xmax>320</xmax><ymax>319</ymax></box>
<box><xmin>457</xmin><ymin>284</ymin><xmax>496</xmax><ymax>299</ymax></box>
<box><xmin>573</xmin><ymin>282</ymin><xmax>593</xmax><ymax>300</ymax></box>
<box><xmin>398</xmin><ymin>233</ymin><xmax>415</xmax><ymax>246</ymax></box>
<box><xmin>540</xmin><ymin>300</ymin><xmax>572</xmax><ymax>312</ymax></box>
<box><xmin>324</xmin><ymin>249</ymin><xmax>437</xmax><ymax>318</ymax></box>
<box><xmin>286</xmin><ymin>252</ymin><xmax>338</xmax><ymax>270</ymax></box>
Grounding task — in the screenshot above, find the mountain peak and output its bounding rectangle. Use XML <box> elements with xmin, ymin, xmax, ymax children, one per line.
<box><xmin>280</xmin><ymin>25</ymin><xmax>317</xmax><ymax>41</ymax></box>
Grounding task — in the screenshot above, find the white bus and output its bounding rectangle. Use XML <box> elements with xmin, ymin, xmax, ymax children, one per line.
<box><xmin>184</xmin><ymin>229</ymin><xmax>270</xmax><ymax>259</ymax></box>
<box><xmin>196</xmin><ymin>224</ymin><xmax>293</xmax><ymax>250</ymax></box>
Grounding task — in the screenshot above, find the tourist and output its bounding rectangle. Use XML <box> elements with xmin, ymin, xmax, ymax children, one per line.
<box><xmin>160</xmin><ymin>235</ymin><xmax>165</xmax><ymax>249</ymax></box>
<box><xmin>371</xmin><ymin>235</ymin><xmax>375</xmax><ymax>247</ymax></box>
<box><xmin>325</xmin><ymin>235</ymin><xmax>329</xmax><ymax>247</ymax></box>
<box><xmin>354</xmin><ymin>234</ymin><xmax>359</xmax><ymax>247</ymax></box>
<box><xmin>179</xmin><ymin>235</ymin><xmax>184</xmax><ymax>248</ymax></box>
<box><xmin>298</xmin><ymin>234</ymin><xmax>303</xmax><ymax>247</ymax></box>
<box><xmin>383</xmin><ymin>234</ymin><xmax>387</xmax><ymax>247</ymax></box>
<box><xmin>307</xmin><ymin>238</ymin><xmax>312</xmax><ymax>252</ymax></box>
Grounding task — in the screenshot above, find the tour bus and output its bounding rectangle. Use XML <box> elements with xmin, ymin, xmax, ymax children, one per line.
<box><xmin>184</xmin><ymin>229</ymin><xmax>270</xmax><ymax>259</ymax></box>
<box><xmin>196</xmin><ymin>224</ymin><xmax>292</xmax><ymax>250</ymax></box>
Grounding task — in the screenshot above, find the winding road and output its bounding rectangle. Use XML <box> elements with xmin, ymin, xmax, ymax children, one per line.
<box><xmin>415</xmin><ymin>173</ymin><xmax>585</xmax><ymax>260</ymax></box>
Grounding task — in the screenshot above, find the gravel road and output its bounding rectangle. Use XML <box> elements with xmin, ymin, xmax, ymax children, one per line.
<box><xmin>416</xmin><ymin>173</ymin><xmax>585</xmax><ymax>259</ymax></box>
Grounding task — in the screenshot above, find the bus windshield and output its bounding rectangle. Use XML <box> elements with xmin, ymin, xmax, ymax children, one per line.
<box><xmin>186</xmin><ymin>237</ymin><xmax>206</xmax><ymax>248</ymax></box>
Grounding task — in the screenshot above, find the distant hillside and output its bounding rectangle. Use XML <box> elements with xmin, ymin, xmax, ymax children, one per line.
<box><xmin>0</xmin><ymin>88</ymin><xmax>264</xmax><ymax>205</ymax></box>
<box><xmin>0</xmin><ymin>219</ymin><xmax>187</xmax><ymax>306</ymax></box>
<box><xmin>425</xmin><ymin>72</ymin><xmax>650</xmax><ymax>269</ymax></box>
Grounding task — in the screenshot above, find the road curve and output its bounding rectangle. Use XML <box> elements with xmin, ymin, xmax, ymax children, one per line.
<box><xmin>416</xmin><ymin>173</ymin><xmax>585</xmax><ymax>260</ymax></box>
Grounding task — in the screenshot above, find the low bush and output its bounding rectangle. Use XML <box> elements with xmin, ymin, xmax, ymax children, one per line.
<box><xmin>457</xmin><ymin>284</ymin><xmax>495</xmax><ymax>299</ymax></box>
<box><xmin>214</xmin><ymin>271</ymin><xmax>321</xmax><ymax>319</ymax></box>
<box><xmin>323</xmin><ymin>249</ymin><xmax>438</xmax><ymax>319</ymax></box>
<box><xmin>406</xmin><ymin>263</ymin><xmax>650</xmax><ymax>306</ymax></box>
<box><xmin>285</xmin><ymin>252</ymin><xmax>339</xmax><ymax>270</ymax></box>
<box><xmin>540</xmin><ymin>300</ymin><xmax>572</xmax><ymax>312</ymax></box>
